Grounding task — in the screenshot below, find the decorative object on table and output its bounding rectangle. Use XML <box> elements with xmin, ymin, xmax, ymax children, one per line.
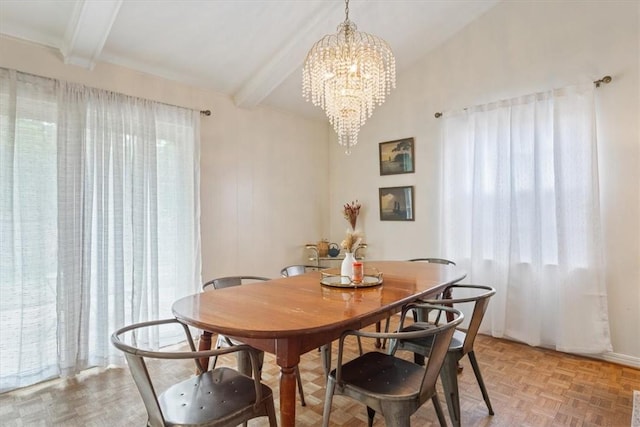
<box><xmin>343</xmin><ymin>200</ymin><xmax>361</xmax><ymax>231</ymax></box>
<box><xmin>352</xmin><ymin>261</ymin><xmax>363</xmax><ymax>284</ymax></box>
<box><xmin>320</xmin><ymin>269</ymin><xmax>383</xmax><ymax>289</ymax></box>
<box><xmin>328</xmin><ymin>243</ymin><xmax>340</xmax><ymax>257</ymax></box>
<box><xmin>316</xmin><ymin>239</ymin><xmax>329</xmax><ymax>257</ymax></box>
<box><xmin>340</xmin><ymin>230</ymin><xmax>363</xmax><ymax>284</ymax></box>
<box><xmin>341</xmin><ymin>201</ymin><xmax>364</xmax><ymax>283</ymax></box>
<box><xmin>379</xmin><ymin>186</ymin><xmax>414</xmax><ymax>221</ymax></box>
<box><xmin>340</xmin><ymin>251</ymin><xmax>356</xmax><ymax>284</ymax></box>
<box><xmin>379</xmin><ymin>137</ymin><xmax>415</xmax><ymax>175</ymax></box>
<box><xmin>302</xmin><ymin>0</ymin><xmax>396</xmax><ymax>155</ymax></box>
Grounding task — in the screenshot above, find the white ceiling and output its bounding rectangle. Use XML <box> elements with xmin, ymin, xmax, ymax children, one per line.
<box><xmin>0</xmin><ymin>0</ymin><xmax>499</xmax><ymax>119</ymax></box>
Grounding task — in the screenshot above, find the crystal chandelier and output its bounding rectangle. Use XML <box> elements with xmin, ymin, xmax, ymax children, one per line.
<box><xmin>302</xmin><ymin>0</ymin><xmax>396</xmax><ymax>154</ymax></box>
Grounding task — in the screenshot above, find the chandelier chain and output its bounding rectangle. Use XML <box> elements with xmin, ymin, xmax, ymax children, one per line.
<box><xmin>344</xmin><ymin>0</ymin><xmax>349</xmax><ymax>22</ymax></box>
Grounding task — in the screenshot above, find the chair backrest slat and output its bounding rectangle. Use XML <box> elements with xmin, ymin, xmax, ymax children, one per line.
<box><xmin>280</xmin><ymin>265</ymin><xmax>326</xmax><ymax>277</ymax></box>
<box><xmin>462</xmin><ymin>290</ymin><xmax>494</xmax><ymax>354</ymax></box>
<box><xmin>423</xmin><ymin>284</ymin><xmax>496</xmax><ymax>354</ymax></box>
<box><xmin>408</xmin><ymin>258</ymin><xmax>456</xmax><ymax>265</ymax></box>
<box><xmin>203</xmin><ymin>275</ymin><xmax>270</xmax><ymax>291</ymax></box>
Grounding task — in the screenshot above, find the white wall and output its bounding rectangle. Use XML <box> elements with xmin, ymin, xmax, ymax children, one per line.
<box><xmin>329</xmin><ymin>1</ymin><xmax>639</xmax><ymax>361</ymax></box>
<box><xmin>199</xmin><ymin>98</ymin><xmax>330</xmax><ymax>279</ymax></box>
<box><xmin>0</xmin><ymin>36</ymin><xmax>331</xmax><ymax>281</ymax></box>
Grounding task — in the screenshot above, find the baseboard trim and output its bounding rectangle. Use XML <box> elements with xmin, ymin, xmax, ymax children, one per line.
<box><xmin>585</xmin><ymin>352</ymin><xmax>640</xmax><ymax>369</ymax></box>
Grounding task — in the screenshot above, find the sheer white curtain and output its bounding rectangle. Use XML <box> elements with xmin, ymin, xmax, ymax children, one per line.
<box><xmin>440</xmin><ymin>83</ymin><xmax>612</xmax><ymax>354</ymax></box>
<box><xmin>0</xmin><ymin>68</ymin><xmax>201</xmax><ymax>391</ymax></box>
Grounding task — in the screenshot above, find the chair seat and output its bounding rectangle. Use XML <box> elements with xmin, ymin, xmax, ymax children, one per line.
<box><xmin>400</xmin><ymin>323</ymin><xmax>465</xmax><ymax>351</ymax></box>
<box><xmin>334</xmin><ymin>352</ymin><xmax>425</xmax><ymax>400</ymax></box>
<box><xmin>159</xmin><ymin>367</ymin><xmax>273</xmax><ymax>426</ymax></box>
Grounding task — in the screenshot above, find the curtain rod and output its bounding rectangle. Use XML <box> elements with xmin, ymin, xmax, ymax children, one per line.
<box><xmin>2</xmin><ymin>67</ymin><xmax>213</xmax><ymax>117</ymax></box>
<box><xmin>434</xmin><ymin>75</ymin><xmax>613</xmax><ymax>119</ymax></box>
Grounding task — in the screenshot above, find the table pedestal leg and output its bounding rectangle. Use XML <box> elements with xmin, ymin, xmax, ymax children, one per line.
<box><xmin>198</xmin><ymin>331</ymin><xmax>212</xmax><ymax>373</ymax></box>
<box><xmin>279</xmin><ymin>365</ymin><xmax>297</xmax><ymax>427</ymax></box>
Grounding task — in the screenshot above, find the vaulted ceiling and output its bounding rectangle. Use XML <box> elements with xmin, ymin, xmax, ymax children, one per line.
<box><xmin>0</xmin><ymin>0</ymin><xmax>499</xmax><ymax>119</ymax></box>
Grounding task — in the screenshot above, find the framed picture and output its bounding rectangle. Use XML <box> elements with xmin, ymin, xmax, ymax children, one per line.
<box><xmin>379</xmin><ymin>137</ymin><xmax>414</xmax><ymax>175</ymax></box>
<box><xmin>379</xmin><ymin>186</ymin><xmax>414</xmax><ymax>221</ymax></box>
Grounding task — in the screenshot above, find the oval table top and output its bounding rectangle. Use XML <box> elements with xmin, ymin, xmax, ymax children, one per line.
<box><xmin>172</xmin><ymin>260</ymin><xmax>466</xmax><ymax>339</ymax></box>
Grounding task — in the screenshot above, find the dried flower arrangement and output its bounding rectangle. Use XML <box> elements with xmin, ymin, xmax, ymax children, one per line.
<box><xmin>341</xmin><ymin>230</ymin><xmax>362</xmax><ymax>254</ymax></box>
<box><xmin>341</xmin><ymin>200</ymin><xmax>363</xmax><ymax>253</ymax></box>
<box><xmin>343</xmin><ymin>200</ymin><xmax>361</xmax><ymax>230</ymax></box>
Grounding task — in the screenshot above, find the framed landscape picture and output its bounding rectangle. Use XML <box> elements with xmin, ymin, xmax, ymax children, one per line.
<box><xmin>379</xmin><ymin>137</ymin><xmax>414</xmax><ymax>175</ymax></box>
<box><xmin>379</xmin><ymin>186</ymin><xmax>414</xmax><ymax>221</ymax></box>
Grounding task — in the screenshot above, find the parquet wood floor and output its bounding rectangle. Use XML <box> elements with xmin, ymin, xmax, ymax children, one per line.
<box><xmin>1</xmin><ymin>321</ymin><xmax>638</xmax><ymax>427</ymax></box>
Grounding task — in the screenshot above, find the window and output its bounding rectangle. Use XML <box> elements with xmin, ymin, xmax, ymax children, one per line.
<box><xmin>439</xmin><ymin>84</ymin><xmax>611</xmax><ymax>353</ymax></box>
<box><xmin>0</xmin><ymin>69</ymin><xmax>201</xmax><ymax>392</ymax></box>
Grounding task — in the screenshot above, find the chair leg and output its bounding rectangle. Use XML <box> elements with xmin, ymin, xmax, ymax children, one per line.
<box><xmin>295</xmin><ymin>366</ymin><xmax>306</xmax><ymax>406</ymax></box>
<box><xmin>236</xmin><ymin>348</ymin><xmax>264</xmax><ymax>378</ymax></box>
<box><xmin>468</xmin><ymin>351</ymin><xmax>494</xmax><ymax>415</ymax></box>
<box><xmin>440</xmin><ymin>354</ymin><xmax>461</xmax><ymax>427</ymax></box>
<box><xmin>210</xmin><ymin>335</ymin><xmax>225</xmax><ymax>370</ymax></box>
<box><xmin>265</xmin><ymin>394</ymin><xmax>278</xmax><ymax>426</ymax></box>
<box><xmin>387</xmin><ymin>334</ymin><xmax>398</xmax><ymax>356</ymax></box>
<box><xmin>412</xmin><ymin>308</ymin><xmax>428</xmax><ymax>366</ymax></box>
<box><xmin>322</xmin><ymin>376</ymin><xmax>336</xmax><ymax>427</ymax></box>
<box><xmin>380</xmin><ymin>315</ymin><xmax>391</xmax><ymax>349</ymax></box>
<box><xmin>321</xmin><ymin>343</ymin><xmax>331</xmax><ymax>378</ymax></box>
<box><xmin>367</xmin><ymin>406</ymin><xmax>376</xmax><ymax>427</ymax></box>
<box><xmin>431</xmin><ymin>394</ymin><xmax>447</xmax><ymax>427</ymax></box>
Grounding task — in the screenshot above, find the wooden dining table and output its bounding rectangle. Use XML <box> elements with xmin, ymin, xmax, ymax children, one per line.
<box><xmin>172</xmin><ymin>260</ymin><xmax>465</xmax><ymax>426</ymax></box>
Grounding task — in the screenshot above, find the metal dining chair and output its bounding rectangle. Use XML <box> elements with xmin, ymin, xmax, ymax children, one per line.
<box><xmin>405</xmin><ymin>258</ymin><xmax>458</xmax><ymax>357</ymax></box>
<box><xmin>203</xmin><ymin>275</ymin><xmax>307</xmax><ymax>406</ymax></box>
<box><xmin>111</xmin><ymin>318</ymin><xmax>277</xmax><ymax>427</ymax></box>
<box><xmin>390</xmin><ymin>284</ymin><xmax>496</xmax><ymax>427</ymax></box>
<box><xmin>378</xmin><ymin>257</ymin><xmax>458</xmax><ymax>349</ymax></box>
<box><xmin>322</xmin><ymin>304</ymin><xmax>464</xmax><ymax>427</ymax></box>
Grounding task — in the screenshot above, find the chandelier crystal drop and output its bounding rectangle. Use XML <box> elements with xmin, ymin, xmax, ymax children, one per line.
<box><xmin>302</xmin><ymin>0</ymin><xmax>396</xmax><ymax>154</ymax></box>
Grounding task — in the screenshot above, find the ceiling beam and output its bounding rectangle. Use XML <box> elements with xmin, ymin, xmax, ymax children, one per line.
<box><xmin>232</xmin><ymin>2</ymin><xmax>337</xmax><ymax>109</ymax></box>
<box><xmin>60</xmin><ymin>0</ymin><xmax>123</xmax><ymax>69</ymax></box>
